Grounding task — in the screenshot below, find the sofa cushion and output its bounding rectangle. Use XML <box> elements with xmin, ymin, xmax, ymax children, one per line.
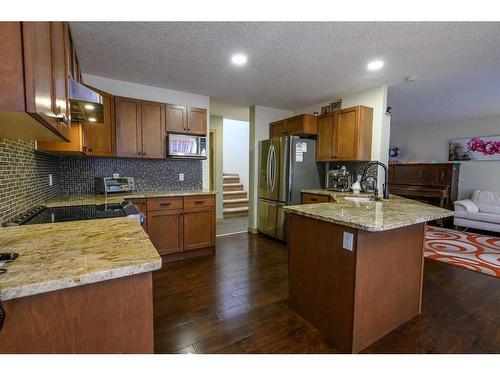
<box><xmin>454</xmin><ymin>211</ymin><xmax>500</xmax><ymax>225</ymax></box>
<box><xmin>471</xmin><ymin>190</ymin><xmax>500</xmax><ymax>215</ymax></box>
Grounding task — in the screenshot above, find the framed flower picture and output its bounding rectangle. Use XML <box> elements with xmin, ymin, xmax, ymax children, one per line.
<box><xmin>449</xmin><ymin>135</ymin><xmax>500</xmax><ymax>161</ymax></box>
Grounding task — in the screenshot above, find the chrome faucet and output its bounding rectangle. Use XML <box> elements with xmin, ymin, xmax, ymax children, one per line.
<box><xmin>359</xmin><ymin>161</ymin><xmax>390</xmax><ymax>199</ymax></box>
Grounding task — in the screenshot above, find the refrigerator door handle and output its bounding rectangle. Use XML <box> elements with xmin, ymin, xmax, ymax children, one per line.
<box><xmin>266</xmin><ymin>146</ymin><xmax>272</xmax><ymax>192</ymax></box>
<box><xmin>271</xmin><ymin>145</ymin><xmax>277</xmax><ymax>192</ymax></box>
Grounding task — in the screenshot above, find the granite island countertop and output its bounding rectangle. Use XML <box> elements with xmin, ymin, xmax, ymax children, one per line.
<box><xmin>283</xmin><ymin>189</ymin><xmax>453</xmax><ymax>232</ymax></box>
<box><xmin>0</xmin><ymin>217</ymin><xmax>162</xmax><ymax>301</ymax></box>
<box><xmin>44</xmin><ymin>189</ymin><xmax>217</xmax><ymax>207</ymax></box>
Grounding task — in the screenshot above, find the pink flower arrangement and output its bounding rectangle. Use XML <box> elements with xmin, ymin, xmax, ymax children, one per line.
<box><xmin>467</xmin><ymin>137</ymin><xmax>500</xmax><ymax>155</ymax></box>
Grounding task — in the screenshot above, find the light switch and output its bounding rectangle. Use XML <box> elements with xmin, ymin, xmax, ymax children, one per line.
<box><xmin>343</xmin><ymin>232</ymin><xmax>354</xmax><ymax>251</ymax></box>
<box><xmin>179</xmin><ymin>173</ymin><xmax>184</xmax><ymax>181</ymax></box>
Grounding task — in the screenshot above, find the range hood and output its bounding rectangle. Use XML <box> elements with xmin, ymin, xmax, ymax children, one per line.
<box><xmin>68</xmin><ymin>79</ymin><xmax>104</xmax><ymax>123</ymax></box>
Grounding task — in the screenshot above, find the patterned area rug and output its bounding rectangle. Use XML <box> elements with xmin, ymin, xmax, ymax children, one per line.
<box><xmin>425</xmin><ymin>226</ymin><xmax>500</xmax><ymax>278</ymax></box>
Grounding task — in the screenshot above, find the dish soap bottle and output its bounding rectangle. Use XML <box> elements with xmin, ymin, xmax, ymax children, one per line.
<box><xmin>351</xmin><ymin>175</ymin><xmax>362</xmax><ymax>194</ymax></box>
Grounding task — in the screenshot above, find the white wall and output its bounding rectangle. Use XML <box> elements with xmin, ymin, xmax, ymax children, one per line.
<box><xmin>294</xmin><ymin>85</ymin><xmax>391</xmax><ymax>191</ymax></box>
<box><xmin>210</xmin><ymin>100</ymin><xmax>249</xmax><ymax>122</ymax></box>
<box><xmin>223</xmin><ymin>119</ymin><xmax>249</xmax><ymax>192</ymax></box>
<box><xmin>248</xmin><ymin>105</ymin><xmax>295</xmax><ymax>230</ymax></box>
<box><xmin>391</xmin><ymin>115</ymin><xmax>500</xmax><ymax>199</ymax></box>
<box><xmin>210</xmin><ymin>115</ymin><xmax>224</xmax><ymax>219</ymax></box>
<box><xmin>83</xmin><ymin>74</ymin><xmax>211</xmax><ymax>189</ymax></box>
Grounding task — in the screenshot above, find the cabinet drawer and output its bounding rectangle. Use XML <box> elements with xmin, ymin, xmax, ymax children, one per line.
<box><xmin>302</xmin><ymin>193</ymin><xmax>330</xmax><ymax>204</ymax></box>
<box><xmin>184</xmin><ymin>195</ymin><xmax>215</xmax><ymax>211</ymax></box>
<box><xmin>147</xmin><ymin>197</ymin><xmax>183</xmax><ymax>211</ymax></box>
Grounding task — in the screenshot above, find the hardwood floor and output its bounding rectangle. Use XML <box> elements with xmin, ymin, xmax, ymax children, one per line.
<box><xmin>153</xmin><ymin>232</ymin><xmax>500</xmax><ymax>354</ymax></box>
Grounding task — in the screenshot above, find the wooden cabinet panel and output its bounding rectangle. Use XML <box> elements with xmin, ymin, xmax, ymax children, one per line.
<box><xmin>141</xmin><ymin>100</ymin><xmax>165</xmax><ymax>158</ymax></box>
<box><xmin>302</xmin><ymin>193</ymin><xmax>330</xmax><ymax>204</ymax></box>
<box><xmin>184</xmin><ymin>195</ymin><xmax>215</xmax><ymax>211</ymax></box>
<box><xmin>166</xmin><ymin>104</ymin><xmax>187</xmax><ymax>133</ymax></box>
<box><xmin>269</xmin><ymin>114</ymin><xmax>318</xmax><ymax>138</ymax></box>
<box><xmin>270</xmin><ymin>120</ymin><xmax>287</xmax><ymax>138</ymax></box>
<box><xmin>147</xmin><ymin>197</ymin><xmax>183</xmax><ymax>212</ymax></box>
<box><xmin>316</xmin><ymin>113</ymin><xmax>337</xmax><ymax>161</ymax></box>
<box><xmin>187</xmin><ymin>107</ymin><xmax>207</xmax><ymax>135</ymax></box>
<box><xmin>115</xmin><ymin>96</ymin><xmax>142</xmax><ymax>157</ymax></box>
<box><xmin>337</xmin><ymin>109</ymin><xmax>357</xmax><ymax>160</ymax></box>
<box><xmin>147</xmin><ymin>210</ymin><xmax>183</xmax><ymax>255</ymax></box>
<box><xmin>0</xmin><ymin>22</ymin><xmax>25</xmax><ymax>112</ymax></box>
<box><xmin>183</xmin><ymin>207</ymin><xmax>215</xmax><ymax>251</ymax></box>
<box><xmin>50</xmin><ymin>22</ymin><xmax>68</xmax><ymax>124</ymax></box>
<box><xmin>84</xmin><ymin>87</ymin><xmax>115</xmax><ymax>156</ymax></box>
<box><xmin>316</xmin><ymin>106</ymin><xmax>372</xmax><ymax>162</ymax></box>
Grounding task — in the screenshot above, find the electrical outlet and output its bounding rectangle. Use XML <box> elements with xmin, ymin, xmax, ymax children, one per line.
<box><xmin>48</xmin><ymin>174</ymin><xmax>53</xmax><ymax>186</ymax></box>
<box><xmin>179</xmin><ymin>173</ymin><xmax>184</xmax><ymax>181</ymax></box>
<box><xmin>343</xmin><ymin>232</ymin><xmax>354</xmax><ymax>251</ymax></box>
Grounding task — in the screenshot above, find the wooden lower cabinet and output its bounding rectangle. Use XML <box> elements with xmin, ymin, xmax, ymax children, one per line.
<box><xmin>302</xmin><ymin>193</ymin><xmax>331</xmax><ymax>204</ymax></box>
<box><xmin>147</xmin><ymin>210</ymin><xmax>183</xmax><ymax>255</ymax></box>
<box><xmin>134</xmin><ymin>194</ymin><xmax>215</xmax><ymax>260</ymax></box>
<box><xmin>183</xmin><ymin>207</ymin><xmax>215</xmax><ymax>251</ymax></box>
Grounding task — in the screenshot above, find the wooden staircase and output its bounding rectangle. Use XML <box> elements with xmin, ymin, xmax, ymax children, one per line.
<box><xmin>223</xmin><ymin>173</ymin><xmax>249</xmax><ymax>218</ymax></box>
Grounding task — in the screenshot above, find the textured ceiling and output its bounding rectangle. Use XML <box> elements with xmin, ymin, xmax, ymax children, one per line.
<box><xmin>70</xmin><ymin>22</ymin><xmax>500</xmax><ymax>128</ymax></box>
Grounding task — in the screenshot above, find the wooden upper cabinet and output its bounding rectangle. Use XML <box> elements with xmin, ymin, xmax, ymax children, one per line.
<box><xmin>166</xmin><ymin>104</ymin><xmax>187</xmax><ymax>133</ymax></box>
<box><xmin>141</xmin><ymin>100</ymin><xmax>165</xmax><ymax>158</ymax></box>
<box><xmin>316</xmin><ymin>113</ymin><xmax>337</xmax><ymax>161</ymax></box>
<box><xmin>187</xmin><ymin>107</ymin><xmax>207</xmax><ymax>135</ymax></box>
<box><xmin>116</xmin><ymin>96</ymin><xmax>142</xmax><ymax>157</ymax></box>
<box><xmin>165</xmin><ymin>105</ymin><xmax>207</xmax><ymax>135</ymax></box>
<box><xmin>116</xmin><ymin>96</ymin><xmax>166</xmax><ymax>158</ymax></box>
<box><xmin>337</xmin><ymin>108</ymin><xmax>358</xmax><ymax>160</ymax></box>
<box><xmin>0</xmin><ymin>22</ymin><xmax>70</xmax><ymax>141</ymax></box>
<box><xmin>269</xmin><ymin>114</ymin><xmax>317</xmax><ymax>138</ymax></box>
<box><xmin>84</xmin><ymin>86</ymin><xmax>115</xmax><ymax>156</ymax></box>
<box><xmin>50</xmin><ymin>22</ymin><xmax>68</xmax><ymax>124</ymax></box>
<box><xmin>270</xmin><ymin>120</ymin><xmax>287</xmax><ymax>138</ymax></box>
<box><xmin>316</xmin><ymin>105</ymin><xmax>373</xmax><ymax>162</ymax></box>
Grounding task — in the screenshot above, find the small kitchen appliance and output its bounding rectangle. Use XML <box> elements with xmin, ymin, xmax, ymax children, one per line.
<box><xmin>95</xmin><ymin>176</ymin><xmax>135</xmax><ymax>195</ymax></box>
<box><xmin>167</xmin><ymin>134</ymin><xmax>207</xmax><ymax>158</ymax></box>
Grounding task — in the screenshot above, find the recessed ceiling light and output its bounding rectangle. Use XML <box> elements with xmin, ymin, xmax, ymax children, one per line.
<box><xmin>84</xmin><ymin>104</ymin><xmax>95</xmax><ymax>110</ymax></box>
<box><xmin>88</xmin><ymin>117</ymin><xmax>97</xmax><ymax>122</ymax></box>
<box><xmin>367</xmin><ymin>60</ymin><xmax>384</xmax><ymax>71</ymax></box>
<box><xmin>231</xmin><ymin>54</ymin><xmax>248</xmax><ymax>66</ymax></box>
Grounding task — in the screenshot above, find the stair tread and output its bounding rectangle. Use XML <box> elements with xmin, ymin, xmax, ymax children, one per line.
<box><xmin>223</xmin><ymin>207</ymin><xmax>249</xmax><ymax>212</ymax></box>
<box><xmin>223</xmin><ymin>190</ymin><xmax>246</xmax><ymax>194</ymax></box>
<box><xmin>223</xmin><ymin>183</ymin><xmax>243</xmax><ymax>186</ymax></box>
<box><xmin>223</xmin><ymin>198</ymin><xmax>249</xmax><ymax>203</ymax></box>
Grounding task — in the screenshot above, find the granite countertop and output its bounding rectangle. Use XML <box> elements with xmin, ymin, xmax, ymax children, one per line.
<box><xmin>45</xmin><ymin>190</ymin><xmax>216</xmax><ymax>207</ymax></box>
<box><xmin>284</xmin><ymin>189</ymin><xmax>453</xmax><ymax>232</ymax></box>
<box><xmin>0</xmin><ymin>217</ymin><xmax>162</xmax><ymax>301</ymax></box>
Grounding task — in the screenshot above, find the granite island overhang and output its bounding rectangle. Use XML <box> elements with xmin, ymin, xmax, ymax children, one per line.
<box><xmin>0</xmin><ymin>217</ymin><xmax>162</xmax><ymax>353</ymax></box>
<box><xmin>283</xmin><ymin>193</ymin><xmax>453</xmax><ymax>353</ymax></box>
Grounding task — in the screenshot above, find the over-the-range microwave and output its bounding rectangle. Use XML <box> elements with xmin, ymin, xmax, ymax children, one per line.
<box><xmin>167</xmin><ymin>134</ymin><xmax>207</xmax><ymax>158</ymax></box>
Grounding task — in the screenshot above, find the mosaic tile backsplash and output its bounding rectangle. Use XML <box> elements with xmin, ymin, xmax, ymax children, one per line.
<box><xmin>58</xmin><ymin>156</ymin><xmax>203</xmax><ymax>194</ymax></box>
<box><xmin>0</xmin><ymin>139</ymin><xmax>60</xmax><ymax>224</ymax></box>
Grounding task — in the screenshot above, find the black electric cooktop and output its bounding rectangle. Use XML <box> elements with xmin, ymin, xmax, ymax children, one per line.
<box><xmin>10</xmin><ymin>202</ymin><xmax>140</xmax><ymax>225</ymax></box>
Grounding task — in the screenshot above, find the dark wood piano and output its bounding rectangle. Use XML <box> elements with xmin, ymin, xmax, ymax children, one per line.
<box><xmin>388</xmin><ymin>163</ymin><xmax>460</xmax><ymax>211</ymax></box>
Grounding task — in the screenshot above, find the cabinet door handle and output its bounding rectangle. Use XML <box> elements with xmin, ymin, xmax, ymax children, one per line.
<box><xmin>137</xmin><ymin>152</ymin><xmax>141</xmax><ymax>156</ymax></box>
<box><xmin>160</xmin><ymin>202</ymin><xmax>171</xmax><ymax>207</ymax></box>
<box><xmin>311</xmin><ymin>198</ymin><xmax>317</xmax><ymax>202</ymax></box>
<box><xmin>194</xmin><ymin>200</ymin><xmax>204</xmax><ymax>204</ymax></box>
<box><xmin>142</xmin><ymin>152</ymin><xmax>146</xmax><ymax>156</ymax></box>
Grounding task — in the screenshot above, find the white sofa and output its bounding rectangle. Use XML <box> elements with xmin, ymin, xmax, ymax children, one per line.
<box><xmin>454</xmin><ymin>190</ymin><xmax>500</xmax><ymax>232</ymax></box>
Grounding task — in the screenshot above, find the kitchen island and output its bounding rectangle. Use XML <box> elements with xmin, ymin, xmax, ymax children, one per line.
<box><xmin>283</xmin><ymin>192</ymin><xmax>453</xmax><ymax>353</ymax></box>
<box><xmin>0</xmin><ymin>217</ymin><xmax>162</xmax><ymax>353</ymax></box>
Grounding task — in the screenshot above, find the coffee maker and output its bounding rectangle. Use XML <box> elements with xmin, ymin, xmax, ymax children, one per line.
<box><xmin>326</xmin><ymin>167</ymin><xmax>351</xmax><ymax>192</ymax></box>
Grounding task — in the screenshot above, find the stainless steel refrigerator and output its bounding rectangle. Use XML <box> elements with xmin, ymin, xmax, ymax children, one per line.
<box><xmin>258</xmin><ymin>136</ymin><xmax>324</xmax><ymax>241</ymax></box>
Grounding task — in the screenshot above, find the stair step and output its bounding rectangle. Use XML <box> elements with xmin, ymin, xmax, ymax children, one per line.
<box><xmin>223</xmin><ymin>176</ymin><xmax>240</xmax><ymax>184</ymax></box>
<box><xmin>223</xmin><ymin>191</ymin><xmax>247</xmax><ymax>199</ymax></box>
<box><xmin>223</xmin><ymin>206</ymin><xmax>249</xmax><ymax>218</ymax></box>
<box><xmin>223</xmin><ymin>198</ymin><xmax>249</xmax><ymax>208</ymax></box>
<box><xmin>223</xmin><ymin>173</ymin><xmax>239</xmax><ymax>177</ymax></box>
<box><xmin>223</xmin><ymin>183</ymin><xmax>243</xmax><ymax>192</ymax></box>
